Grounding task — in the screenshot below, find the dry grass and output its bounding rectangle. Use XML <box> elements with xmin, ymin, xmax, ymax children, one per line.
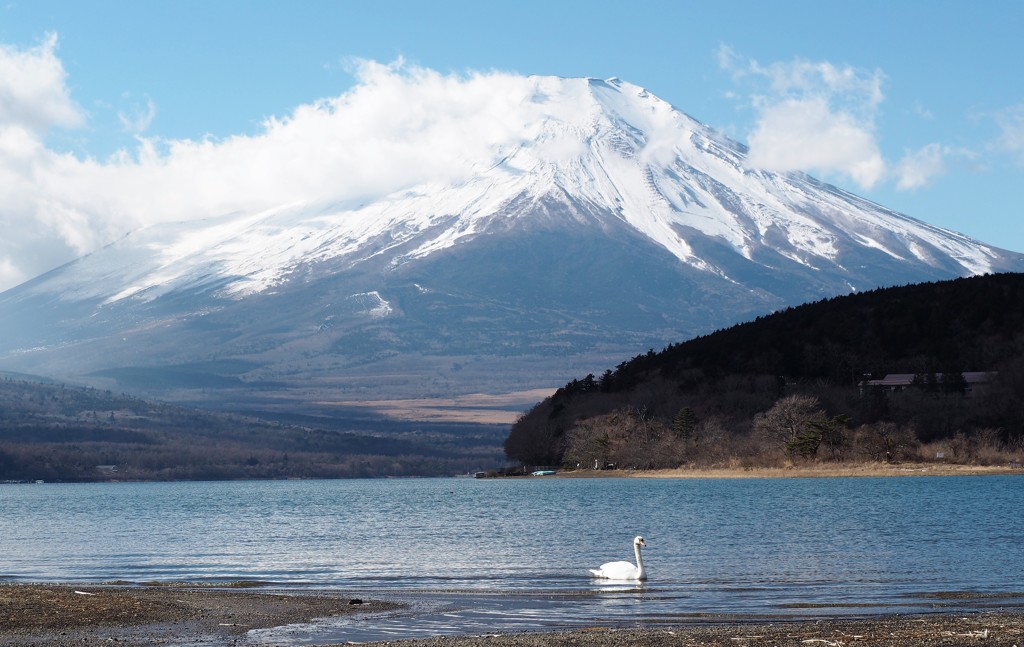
<box><xmin>559</xmin><ymin>462</ymin><xmax>1024</xmax><ymax>479</ymax></box>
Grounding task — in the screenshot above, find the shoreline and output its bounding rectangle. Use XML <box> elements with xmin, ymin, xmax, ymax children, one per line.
<box><xmin>0</xmin><ymin>583</ymin><xmax>398</xmax><ymax>646</ymax></box>
<box><xmin>2</xmin><ymin>584</ymin><xmax>1024</xmax><ymax>646</ymax></box>
<box><xmin>548</xmin><ymin>461</ymin><xmax>1024</xmax><ymax>479</ymax></box>
<box><xmin>5</xmin><ymin>461</ymin><xmax>1021</xmax><ymax>485</ymax></box>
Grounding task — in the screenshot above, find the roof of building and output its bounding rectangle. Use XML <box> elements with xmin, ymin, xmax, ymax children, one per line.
<box><xmin>861</xmin><ymin>372</ymin><xmax>995</xmax><ymax>387</ymax></box>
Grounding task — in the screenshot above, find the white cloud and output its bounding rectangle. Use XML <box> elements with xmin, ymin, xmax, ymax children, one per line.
<box><xmin>754</xmin><ymin>59</ymin><xmax>884</xmax><ymax>112</ymax></box>
<box><xmin>911</xmin><ymin>101</ymin><xmax>935</xmax><ymax>121</ymax></box>
<box><xmin>0</xmin><ymin>45</ymin><xmax>559</xmax><ymax>292</ymax></box>
<box><xmin>718</xmin><ymin>46</ymin><xmax>887</xmax><ymax>189</ymax></box>
<box><xmin>0</xmin><ymin>33</ymin><xmax>83</xmax><ymax>134</ymax></box>
<box><xmin>117</xmin><ymin>95</ymin><xmax>157</xmax><ymax>135</ymax></box>
<box><xmin>716</xmin><ymin>43</ymin><xmax>742</xmax><ymax>74</ymax></box>
<box><xmin>993</xmin><ymin>103</ymin><xmax>1024</xmax><ymax>164</ymax></box>
<box><xmin>747</xmin><ymin>97</ymin><xmax>885</xmax><ymax>189</ymax></box>
<box><xmin>0</xmin><ymin>255</ymin><xmax>26</xmax><ymax>290</ymax></box>
<box><xmin>894</xmin><ymin>143</ymin><xmax>948</xmax><ymax>190</ymax></box>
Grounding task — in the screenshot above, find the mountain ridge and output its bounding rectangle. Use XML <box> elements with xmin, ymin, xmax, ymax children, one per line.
<box><xmin>9</xmin><ymin>76</ymin><xmax>1013</xmax><ymax>306</ymax></box>
<box><xmin>1</xmin><ymin>75</ymin><xmax>1022</xmax><ymax>411</ymax></box>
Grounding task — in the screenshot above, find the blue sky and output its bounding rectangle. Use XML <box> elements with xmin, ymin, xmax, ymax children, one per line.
<box><xmin>1</xmin><ymin>0</ymin><xmax>1022</xmax><ymax>290</ymax></box>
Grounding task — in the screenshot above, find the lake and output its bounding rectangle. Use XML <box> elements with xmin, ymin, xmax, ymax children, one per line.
<box><xmin>1</xmin><ymin>475</ymin><xmax>1021</xmax><ymax>643</ymax></box>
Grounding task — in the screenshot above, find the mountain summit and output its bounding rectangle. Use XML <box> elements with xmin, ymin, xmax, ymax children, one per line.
<box><xmin>2</xmin><ymin>76</ymin><xmax>1022</xmax><ymax>414</ymax></box>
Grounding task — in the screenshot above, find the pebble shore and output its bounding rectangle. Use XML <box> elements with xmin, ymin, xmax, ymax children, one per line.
<box><xmin>2</xmin><ymin>584</ymin><xmax>1023</xmax><ymax>646</ymax></box>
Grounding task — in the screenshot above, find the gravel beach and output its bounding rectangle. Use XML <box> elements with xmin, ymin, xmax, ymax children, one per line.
<box><xmin>392</xmin><ymin>614</ymin><xmax>1024</xmax><ymax>647</ymax></box>
<box><xmin>2</xmin><ymin>584</ymin><xmax>1024</xmax><ymax>646</ymax></box>
<box><xmin>0</xmin><ymin>583</ymin><xmax>397</xmax><ymax>646</ymax></box>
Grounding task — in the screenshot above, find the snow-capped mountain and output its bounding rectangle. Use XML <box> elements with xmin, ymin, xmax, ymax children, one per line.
<box><xmin>1</xmin><ymin>76</ymin><xmax>1022</xmax><ymax>412</ymax></box>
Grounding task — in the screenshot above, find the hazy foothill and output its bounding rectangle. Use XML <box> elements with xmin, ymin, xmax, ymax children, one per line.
<box><xmin>0</xmin><ymin>371</ymin><xmax>511</xmax><ymax>482</ymax></box>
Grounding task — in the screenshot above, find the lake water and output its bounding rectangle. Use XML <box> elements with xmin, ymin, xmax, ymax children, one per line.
<box><xmin>1</xmin><ymin>476</ymin><xmax>1022</xmax><ymax>643</ymax></box>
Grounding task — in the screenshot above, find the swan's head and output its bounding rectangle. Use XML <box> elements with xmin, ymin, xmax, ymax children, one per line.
<box><xmin>634</xmin><ymin>536</ymin><xmax>646</xmax><ymax>547</ymax></box>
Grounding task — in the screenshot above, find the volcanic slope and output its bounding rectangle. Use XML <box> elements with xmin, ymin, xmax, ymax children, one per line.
<box><xmin>1</xmin><ymin>76</ymin><xmax>1021</xmax><ymax>416</ymax></box>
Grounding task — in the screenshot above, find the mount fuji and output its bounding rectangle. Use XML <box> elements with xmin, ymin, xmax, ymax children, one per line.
<box><xmin>2</xmin><ymin>76</ymin><xmax>1022</xmax><ymax>419</ymax></box>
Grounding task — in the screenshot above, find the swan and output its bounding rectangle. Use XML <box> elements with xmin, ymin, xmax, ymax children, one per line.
<box><xmin>589</xmin><ymin>535</ymin><xmax>647</xmax><ymax>580</ymax></box>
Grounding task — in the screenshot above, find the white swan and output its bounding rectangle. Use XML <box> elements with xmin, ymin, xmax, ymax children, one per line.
<box><xmin>589</xmin><ymin>536</ymin><xmax>647</xmax><ymax>580</ymax></box>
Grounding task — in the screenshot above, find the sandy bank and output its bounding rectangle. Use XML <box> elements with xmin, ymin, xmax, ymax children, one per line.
<box><xmin>552</xmin><ymin>462</ymin><xmax>1023</xmax><ymax>479</ymax></box>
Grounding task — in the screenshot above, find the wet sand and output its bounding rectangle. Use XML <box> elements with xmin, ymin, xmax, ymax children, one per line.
<box><xmin>3</xmin><ymin>583</ymin><xmax>1024</xmax><ymax>646</ymax></box>
<box><xmin>0</xmin><ymin>583</ymin><xmax>397</xmax><ymax>646</ymax></box>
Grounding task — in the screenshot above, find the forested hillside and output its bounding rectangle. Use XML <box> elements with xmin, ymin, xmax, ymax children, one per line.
<box><xmin>0</xmin><ymin>375</ymin><xmax>504</xmax><ymax>481</ymax></box>
<box><xmin>505</xmin><ymin>273</ymin><xmax>1024</xmax><ymax>469</ymax></box>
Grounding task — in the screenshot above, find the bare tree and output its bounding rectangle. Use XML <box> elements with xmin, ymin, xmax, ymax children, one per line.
<box><xmin>852</xmin><ymin>422</ymin><xmax>919</xmax><ymax>463</ymax></box>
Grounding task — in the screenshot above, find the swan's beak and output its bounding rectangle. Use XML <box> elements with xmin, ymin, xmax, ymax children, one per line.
<box><xmin>638</xmin><ymin>539</ymin><xmax>647</xmax><ymax>546</ymax></box>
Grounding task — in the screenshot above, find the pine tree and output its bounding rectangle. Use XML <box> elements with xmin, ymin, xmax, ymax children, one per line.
<box><xmin>672</xmin><ymin>406</ymin><xmax>697</xmax><ymax>438</ymax></box>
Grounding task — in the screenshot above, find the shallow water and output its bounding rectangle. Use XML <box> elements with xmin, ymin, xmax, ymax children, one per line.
<box><xmin>1</xmin><ymin>476</ymin><xmax>1021</xmax><ymax>642</ymax></box>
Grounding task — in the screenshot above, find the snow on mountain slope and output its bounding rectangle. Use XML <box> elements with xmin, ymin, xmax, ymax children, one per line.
<box><xmin>1</xmin><ymin>75</ymin><xmax>1022</xmax><ymax>406</ymax></box>
<box><xmin>17</xmin><ymin>76</ymin><xmax>1009</xmax><ymax>307</ymax></box>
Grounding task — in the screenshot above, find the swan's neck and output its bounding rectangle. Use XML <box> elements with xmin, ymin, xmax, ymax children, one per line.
<box><xmin>634</xmin><ymin>543</ymin><xmax>645</xmax><ymax>576</ymax></box>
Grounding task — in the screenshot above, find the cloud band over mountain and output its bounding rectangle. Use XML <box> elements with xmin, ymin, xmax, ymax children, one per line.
<box><xmin>2</xmin><ymin>37</ymin><xmax>1023</xmax><ymax>294</ymax></box>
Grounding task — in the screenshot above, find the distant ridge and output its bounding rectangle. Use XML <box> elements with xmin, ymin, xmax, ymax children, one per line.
<box><xmin>0</xmin><ymin>374</ymin><xmax>505</xmax><ymax>481</ymax></box>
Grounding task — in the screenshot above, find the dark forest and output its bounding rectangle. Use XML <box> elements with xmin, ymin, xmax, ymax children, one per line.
<box><xmin>505</xmin><ymin>273</ymin><xmax>1024</xmax><ymax>470</ymax></box>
